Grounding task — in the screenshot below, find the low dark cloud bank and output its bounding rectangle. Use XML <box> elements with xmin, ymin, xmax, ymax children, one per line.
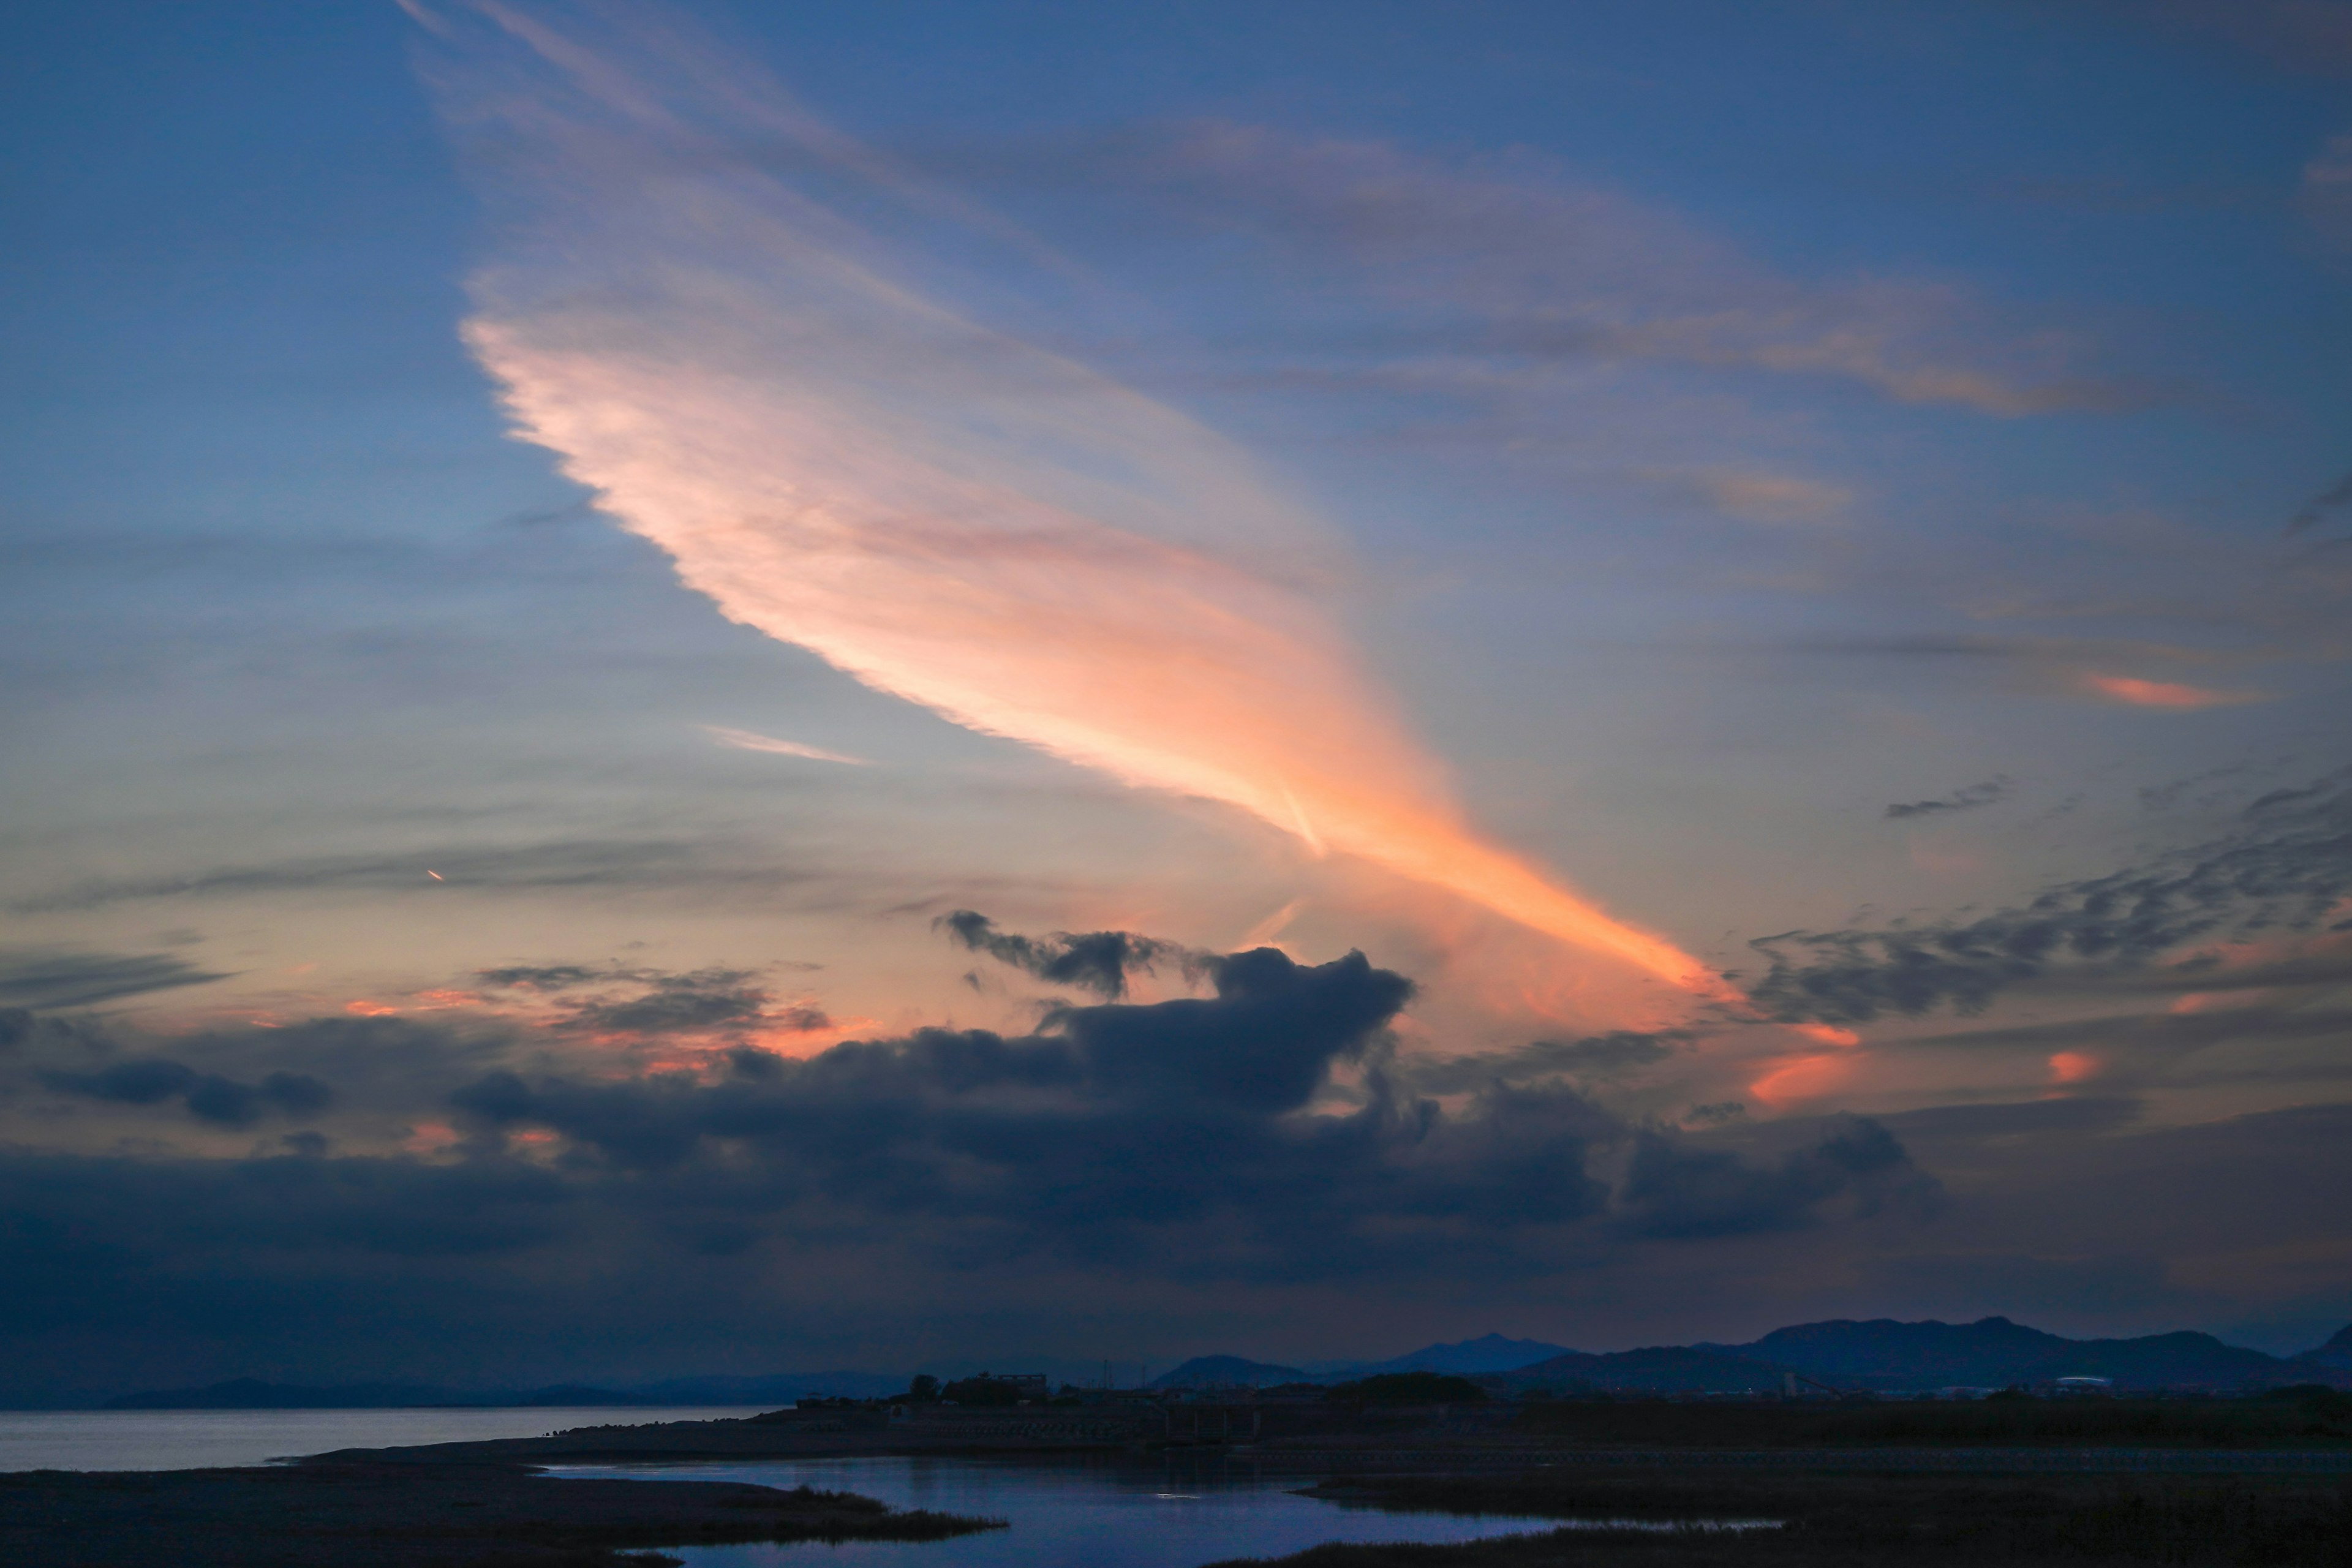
<box><xmin>5</xmin><ymin>853</ymin><xmax>2348</xmax><ymax>1396</ymax></box>
<box><xmin>1618</xmin><ymin>1116</ymin><xmax>1940</xmax><ymax>1240</ymax></box>
<box><xmin>40</xmin><ymin>1059</ymin><xmax>331</xmax><ymax>1127</ymax></box>
<box><xmin>1748</xmin><ymin>770</ymin><xmax>2352</xmax><ymax>1022</ymax></box>
<box><xmin>0</xmin><ymin>928</ymin><xmax>1959</xmax><ymax>1398</ymax></box>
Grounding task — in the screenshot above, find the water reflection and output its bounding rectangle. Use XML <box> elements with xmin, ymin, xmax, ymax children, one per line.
<box><xmin>554</xmin><ymin>1455</ymin><xmax>1774</xmax><ymax>1568</ymax></box>
<box><xmin>0</xmin><ymin>1408</ymin><xmax>772</xmax><ymax>1473</ymax></box>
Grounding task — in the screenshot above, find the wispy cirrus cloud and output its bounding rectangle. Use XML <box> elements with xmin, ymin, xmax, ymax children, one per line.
<box><xmin>410</xmin><ymin>1</ymin><xmax>1720</xmax><ymax>1005</ymax></box>
<box><xmin>8</xmin><ymin>838</ymin><xmax>809</xmax><ymax>914</ymax></box>
<box><xmin>1042</xmin><ymin>118</ymin><xmax>2145</xmax><ymax>419</ymax></box>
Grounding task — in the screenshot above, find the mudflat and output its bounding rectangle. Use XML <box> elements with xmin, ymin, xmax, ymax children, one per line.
<box><xmin>0</xmin><ymin>1460</ymin><xmax>999</xmax><ymax>1568</ymax></box>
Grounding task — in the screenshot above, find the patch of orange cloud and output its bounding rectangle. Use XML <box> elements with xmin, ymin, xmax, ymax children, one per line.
<box><xmin>342</xmin><ymin>1000</ymin><xmax>401</xmax><ymax>1017</ymax></box>
<box><xmin>402</xmin><ymin>1121</ymin><xmax>461</xmax><ymax>1153</ymax></box>
<box><xmin>1747</xmin><ymin>1050</ymin><xmax>1858</xmax><ymax>1107</ymax></box>
<box><xmin>412</xmin><ymin>989</ymin><xmax>481</xmax><ymax>1009</ymax></box>
<box><xmin>1790</xmin><ymin>1022</ymin><xmax>1860</xmax><ymax>1047</ymax></box>
<box><xmin>2048</xmin><ymin>1050</ymin><xmax>2098</xmax><ymax>1084</ymax></box>
<box><xmin>437</xmin><ymin>7</ymin><xmax>1723</xmax><ymax>1010</ymax></box>
<box><xmin>2078</xmin><ymin>673</ymin><xmax>2261</xmax><ymax>710</ymax></box>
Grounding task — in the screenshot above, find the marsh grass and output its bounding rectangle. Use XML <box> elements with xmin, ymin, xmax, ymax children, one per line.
<box><xmin>1509</xmin><ymin>1392</ymin><xmax>2352</xmax><ymax>1449</ymax></box>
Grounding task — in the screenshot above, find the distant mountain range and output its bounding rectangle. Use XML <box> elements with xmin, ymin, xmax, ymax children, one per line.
<box><xmin>1150</xmin><ymin>1355</ymin><xmax>1307</xmax><ymax>1390</ymax></box>
<box><xmin>1153</xmin><ymin>1335</ymin><xmax>1579</xmax><ymax>1389</ymax></box>
<box><xmin>1359</xmin><ymin>1333</ymin><xmax>1582</xmax><ymax>1376</ymax></box>
<box><xmin>95</xmin><ymin>1317</ymin><xmax>2352</xmax><ymax>1410</ymax></box>
<box><xmin>1156</xmin><ymin>1318</ymin><xmax>2352</xmax><ymax>1397</ymax></box>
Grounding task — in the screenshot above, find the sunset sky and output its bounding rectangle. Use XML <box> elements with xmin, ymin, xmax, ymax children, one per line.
<box><xmin>2</xmin><ymin>0</ymin><xmax>2350</xmax><ymax>1403</ymax></box>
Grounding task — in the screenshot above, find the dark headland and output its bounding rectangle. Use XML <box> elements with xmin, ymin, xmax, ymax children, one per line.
<box><xmin>0</xmin><ymin>1460</ymin><xmax>996</xmax><ymax>1568</ymax></box>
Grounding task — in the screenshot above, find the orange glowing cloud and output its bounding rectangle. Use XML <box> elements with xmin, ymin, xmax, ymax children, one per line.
<box><xmin>2047</xmin><ymin>1050</ymin><xmax>2098</xmax><ymax>1084</ymax></box>
<box><xmin>423</xmin><ymin>2</ymin><xmax>1721</xmax><ymax>1003</ymax></box>
<box><xmin>1747</xmin><ymin>1050</ymin><xmax>1858</xmax><ymax>1107</ymax></box>
<box><xmin>2077</xmin><ymin>673</ymin><xmax>2264</xmax><ymax>710</ymax></box>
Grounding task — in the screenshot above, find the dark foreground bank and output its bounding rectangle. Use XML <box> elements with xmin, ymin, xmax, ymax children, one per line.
<box><xmin>0</xmin><ymin>1460</ymin><xmax>999</xmax><ymax>1568</ymax></box>
<box><xmin>1209</xmin><ymin>1468</ymin><xmax>2352</xmax><ymax>1568</ymax></box>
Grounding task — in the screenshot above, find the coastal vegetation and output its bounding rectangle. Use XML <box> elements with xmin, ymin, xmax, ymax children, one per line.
<box><xmin>1509</xmin><ymin>1387</ymin><xmax>2352</xmax><ymax>1449</ymax></box>
<box><xmin>1332</xmin><ymin>1374</ymin><xmax>1490</xmax><ymax>1406</ymax></box>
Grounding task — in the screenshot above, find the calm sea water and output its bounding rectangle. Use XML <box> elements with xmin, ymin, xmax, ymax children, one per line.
<box><xmin>555</xmin><ymin>1455</ymin><xmax>1643</xmax><ymax>1568</ymax></box>
<box><xmin>0</xmin><ymin>1407</ymin><xmax>771</xmax><ymax>1472</ymax></box>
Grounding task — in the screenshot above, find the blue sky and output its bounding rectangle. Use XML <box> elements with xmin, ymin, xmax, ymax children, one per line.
<box><xmin>1</xmin><ymin>1</ymin><xmax>2349</xmax><ymax>1396</ymax></box>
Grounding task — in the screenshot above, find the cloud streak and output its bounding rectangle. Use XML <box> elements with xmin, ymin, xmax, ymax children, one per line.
<box><xmin>1746</xmin><ymin>771</ymin><xmax>2352</xmax><ymax>1023</ymax></box>
<box><xmin>701</xmin><ymin>725</ymin><xmax>869</xmax><ymax>764</ymax></box>
<box><xmin>2076</xmin><ymin>673</ymin><xmax>2268</xmax><ymax>709</ymax></box>
<box><xmin>414</xmin><ymin>1</ymin><xmax>1719</xmax><ymax>1003</ymax></box>
<box><xmin>1094</xmin><ymin>121</ymin><xmax>2130</xmax><ymax>418</ymax></box>
<box><xmin>1885</xmin><ymin>777</ymin><xmax>2013</xmax><ymax>820</ymax></box>
<box><xmin>0</xmin><ymin>951</ymin><xmax>232</xmax><ymax>1011</ymax></box>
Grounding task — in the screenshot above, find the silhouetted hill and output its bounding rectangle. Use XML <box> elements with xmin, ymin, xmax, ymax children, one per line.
<box><xmin>2297</xmin><ymin>1324</ymin><xmax>2352</xmax><ymax>1372</ymax></box>
<box><xmin>1723</xmin><ymin>1317</ymin><xmax>2304</xmax><ymax>1391</ymax></box>
<box><xmin>1363</xmin><ymin>1335</ymin><xmax>1577</xmax><ymax>1376</ymax></box>
<box><xmin>1481</xmin><ymin>1316</ymin><xmax>2342</xmax><ymax>1395</ymax></box>
<box><xmin>1150</xmin><ymin>1355</ymin><xmax>1306</xmax><ymax>1389</ymax></box>
<box><xmin>1496</xmin><ymin>1345</ymin><xmax>1790</xmax><ymax>1394</ymax></box>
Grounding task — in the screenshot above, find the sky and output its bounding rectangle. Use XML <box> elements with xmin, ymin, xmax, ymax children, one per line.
<box><xmin>2</xmin><ymin>0</ymin><xmax>2350</xmax><ymax>1404</ymax></box>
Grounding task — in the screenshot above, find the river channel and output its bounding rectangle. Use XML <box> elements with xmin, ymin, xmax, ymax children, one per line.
<box><xmin>555</xmin><ymin>1454</ymin><xmax>1667</xmax><ymax>1567</ymax></box>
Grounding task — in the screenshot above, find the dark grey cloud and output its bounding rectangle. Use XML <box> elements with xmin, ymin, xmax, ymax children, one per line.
<box><xmin>426</xmin><ymin>934</ymin><xmax>1928</xmax><ymax>1291</ymax></box>
<box><xmin>1616</xmin><ymin>1115</ymin><xmax>1940</xmax><ymax>1240</ymax></box>
<box><xmin>1746</xmin><ymin>771</ymin><xmax>2352</xmax><ymax>1023</ymax></box>
<box><xmin>1884</xmin><ymin>776</ymin><xmax>2012</xmax><ymax>820</ymax></box>
<box><xmin>1406</xmin><ymin>1030</ymin><xmax>1687</xmax><ymax>1095</ymax></box>
<box><xmin>559</xmin><ymin>968</ymin><xmax>817</xmax><ymax>1035</ymax></box>
<box><xmin>473</xmin><ymin>963</ymin><xmax>613</xmax><ymax>991</ymax></box>
<box><xmin>40</xmin><ymin>1059</ymin><xmax>333</xmax><ymax>1128</ymax></box>
<box><xmin>0</xmin><ymin>1009</ymin><xmax>111</xmax><ymax>1055</ymax></box>
<box><xmin>429</xmin><ymin>942</ymin><xmax>1660</xmax><ymax>1283</ymax></box>
<box><xmin>937</xmin><ymin>910</ymin><xmax>1196</xmax><ymax>999</ymax></box>
<box><xmin>0</xmin><ymin>949</ymin><xmax>231</xmax><ymax>1009</ymax></box>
